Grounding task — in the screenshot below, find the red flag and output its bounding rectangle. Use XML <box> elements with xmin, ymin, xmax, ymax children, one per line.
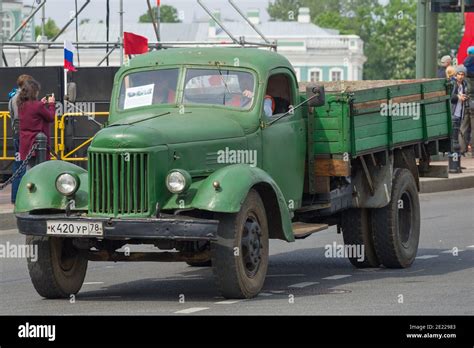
<box><xmin>458</xmin><ymin>13</ymin><xmax>474</xmax><ymax>65</ymax></box>
<box><xmin>123</xmin><ymin>32</ymin><xmax>149</xmax><ymax>55</ymax></box>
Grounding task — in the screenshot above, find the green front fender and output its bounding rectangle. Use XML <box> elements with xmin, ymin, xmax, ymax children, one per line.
<box><xmin>14</xmin><ymin>161</ymin><xmax>88</xmax><ymax>213</ymax></box>
<box><xmin>163</xmin><ymin>164</ymin><xmax>294</xmax><ymax>242</ymax></box>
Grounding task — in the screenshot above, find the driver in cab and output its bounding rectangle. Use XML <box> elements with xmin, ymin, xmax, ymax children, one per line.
<box><xmin>228</xmin><ymin>74</ymin><xmax>275</xmax><ymax>117</ymax></box>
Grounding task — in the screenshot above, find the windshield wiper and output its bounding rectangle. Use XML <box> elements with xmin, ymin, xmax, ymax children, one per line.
<box><xmin>109</xmin><ymin>111</ymin><xmax>171</xmax><ymax>127</ymax></box>
<box><xmin>216</xmin><ymin>63</ymin><xmax>231</xmax><ymax>105</ymax></box>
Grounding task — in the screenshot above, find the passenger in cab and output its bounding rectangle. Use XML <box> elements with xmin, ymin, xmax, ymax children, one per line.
<box><xmin>154</xmin><ymin>78</ymin><xmax>176</xmax><ymax>104</ymax></box>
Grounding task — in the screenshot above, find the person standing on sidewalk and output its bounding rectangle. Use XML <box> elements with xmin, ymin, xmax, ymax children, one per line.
<box><xmin>461</xmin><ymin>46</ymin><xmax>474</xmax><ymax>154</ymax></box>
<box><xmin>450</xmin><ymin>66</ymin><xmax>469</xmax><ymax>173</ymax></box>
<box><xmin>8</xmin><ymin>74</ymin><xmax>32</xmax><ymax>203</ymax></box>
<box><xmin>17</xmin><ymin>79</ymin><xmax>56</xmax><ymax>170</ymax></box>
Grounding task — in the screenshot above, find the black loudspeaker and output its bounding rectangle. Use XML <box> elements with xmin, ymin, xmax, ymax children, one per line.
<box><xmin>0</xmin><ymin>66</ymin><xmax>63</xmax><ymax>107</ymax></box>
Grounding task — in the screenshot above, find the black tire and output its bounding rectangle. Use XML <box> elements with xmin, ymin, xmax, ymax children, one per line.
<box><xmin>186</xmin><ymin>260</ymin><xmax>212</xmax><ymax>267</ymax></box>
<box><xmin>211</xmin><ymin>189</ymin><xmax>269</xmax><ymax>299</ymax></box>
<box><xmin>372</xmin><ymin>168</ymin><xmax>420</xmax><ymax>268</ymax></box>
<box><xmin>341</xmin><ymin>208</ymin><xmax>380</xmax><ymax>268</ymax></box>
<box><xmin>26</xmin><ymin>236</ymin><xmax>88</xmax><ymax>299</ymax></box>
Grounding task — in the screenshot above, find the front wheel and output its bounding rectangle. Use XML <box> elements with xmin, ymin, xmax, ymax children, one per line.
<box><xmin>211</xmin><ymin>189</ymin><xmax>269</xmax><ymax>299</ymax></box>
<box><xmin>26</xmin><ymin>236</ymin><xmax>88</xmax><ymax>298</ymax></box>
<box><xmin>371</xmin><ymin>168</ymin><xmax>421</xmax><ymax>268</ymax></box>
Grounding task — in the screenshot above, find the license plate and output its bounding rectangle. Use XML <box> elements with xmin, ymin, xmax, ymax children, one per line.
<box><xmin>46</xmin><ymin>221</ymin><xmax>103</xmax><ymax>236</ymax></box>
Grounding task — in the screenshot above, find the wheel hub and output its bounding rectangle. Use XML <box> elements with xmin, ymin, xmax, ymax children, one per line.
<box><xmin>241</xmin><ymin>216</ymin><xmax>262</xmax><ymax>277</ymax></box>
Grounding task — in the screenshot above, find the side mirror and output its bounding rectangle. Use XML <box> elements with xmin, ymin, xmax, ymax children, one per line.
<box><xmin>306</xmin><ymin>85</ymin><xmax>325</xmax><ymax>107</ymax></box>
<box><xmin>66</xmin><ymin>82</ymin><xmax>77</xmax><ymax>103</ymax></box>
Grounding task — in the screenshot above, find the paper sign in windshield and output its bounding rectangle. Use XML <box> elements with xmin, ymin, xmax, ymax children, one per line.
<box><xmin>124</xmin><ymin>84</ymin><xmax>155</xmax><ymax>109</ymax></box>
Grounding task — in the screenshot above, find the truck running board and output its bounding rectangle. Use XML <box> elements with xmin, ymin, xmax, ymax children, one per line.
<box><xmin>292</xmin><ymin>222</ymin><xmax>329</xmax><ymax>239</ymax></box>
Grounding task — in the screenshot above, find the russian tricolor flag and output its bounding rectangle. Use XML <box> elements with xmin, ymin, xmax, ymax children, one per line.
<box><xmin>64</xmin><ymin>40</ymin><xmax>77</xmax><ymax>72</ymax></box>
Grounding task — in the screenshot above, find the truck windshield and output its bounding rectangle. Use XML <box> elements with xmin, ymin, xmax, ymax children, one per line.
<box><xmin>118</xmin><ymin>68</ymin><xmax>179</xmax><ymax>110</ymax></box>
<box><xmin>183</xmin><ymin>68</ymin><xmax>255</xmax><ymax>109</ymax></box>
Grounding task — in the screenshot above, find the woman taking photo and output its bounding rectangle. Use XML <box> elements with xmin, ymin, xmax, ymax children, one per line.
<box><xmin>17</xmin><ymin>79</ymin><xmax>56</xmax><ymax>169</ymax></box>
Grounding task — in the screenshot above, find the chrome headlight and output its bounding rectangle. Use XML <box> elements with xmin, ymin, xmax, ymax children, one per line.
<box><xmin>55</xmin><ymin>173</ymin><xmax>79</xmax><ymax>196</ymax></box>
<box><xmin>166</xmin><ymin>170</ymin><xmax>191</xmax><ymax>194</ymax></box>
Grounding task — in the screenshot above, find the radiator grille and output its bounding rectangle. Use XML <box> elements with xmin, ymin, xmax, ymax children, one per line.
<box><xmin>89</xmin><ymin>152</ymin><xmax>149</xmax><ymax>215</ymax></box>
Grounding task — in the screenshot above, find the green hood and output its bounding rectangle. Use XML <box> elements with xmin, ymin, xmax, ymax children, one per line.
<box><xmin>92</xmin><ymin>111</ymin><xmax>247</xmax><ymax>149</ymax></box>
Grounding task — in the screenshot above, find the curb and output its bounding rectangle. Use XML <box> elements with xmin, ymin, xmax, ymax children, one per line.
<box><xmin>420</xmin><ymin>174</ymin><xmax>474</xmax><ymax>194</ymax></box>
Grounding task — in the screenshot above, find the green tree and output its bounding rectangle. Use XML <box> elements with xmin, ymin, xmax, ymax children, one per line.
<box><xmin>438</xmin><ymin>13</ymin><xmax>464</xmax><ymax>64</ymax></box>
<box><xmin>139</xmin><ymin>5</ymin><xmax>181</xmax><ymax>23</ymax></box>
<box><xmin>366</xmin><ymin>0</ymin><xmax>418</xmax><ymax>79</ymax></box>
<box><xmin>34</xmin><ymin>18</ymin><xmax>60</xmax><ymax>39</ymax></box>
<box><xmin>267</xmin><ymin>0</ymin><xmax>299</xmax><ymax>21</ymax></box>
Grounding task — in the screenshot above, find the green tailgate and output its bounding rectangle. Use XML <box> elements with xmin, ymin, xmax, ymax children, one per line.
<box><xmin>310</xmin><ymin>79</ymin><xmax>451</xmax><ymax>157</ymax></box>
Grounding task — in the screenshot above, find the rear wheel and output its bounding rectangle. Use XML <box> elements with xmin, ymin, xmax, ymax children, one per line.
<box><xmin>211</xmin><ymin>189</ymin><xmax>269</xmax><ymax>299</ymax></box>
<box><xmin>341</xmin><ymin>208</ymin><xmax>380</xmax><ymax>268</ymax></box>
<box><xmin>26</xmin><ymin>236</ymin><xmax>88</xmax><ymax>298</ymax></box>
<box><xmin>372</xmin><ymin>168</ymin><xmax>420</xmax><ymax>268</ymax></box>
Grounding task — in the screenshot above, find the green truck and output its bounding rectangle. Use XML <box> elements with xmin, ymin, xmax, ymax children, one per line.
<box><xmin>15</xmin><ymin>48</ymin><xmax>451</xmax><ymax>299</ymax></box>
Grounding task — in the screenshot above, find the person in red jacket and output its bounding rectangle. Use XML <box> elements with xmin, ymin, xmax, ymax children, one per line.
<box><xmin>17</xmin><ymin>79</ymin><xmax>56</xmax><ymax>169</ymax></box>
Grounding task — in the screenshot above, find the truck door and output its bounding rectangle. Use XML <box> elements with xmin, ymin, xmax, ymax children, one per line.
<box><xmin>261</xmin><ymin>68</ymin><xmax>306</xmax><ymax>211</ymax></box>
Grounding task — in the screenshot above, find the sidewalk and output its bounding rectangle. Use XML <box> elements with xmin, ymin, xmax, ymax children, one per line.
<box><xmin>1</xmin><ymin>157</ymin><xmax>473</xmax><ymax>230</ymax></box>
<box><xmin>420</xmin><ymin>155</ymin><xmax>474</xmax><ymax>194</ymax></box>
<box><xmin>0</xmin><ymin>185</ymin><xmax>16</xmax><ymax>230</ymax></box>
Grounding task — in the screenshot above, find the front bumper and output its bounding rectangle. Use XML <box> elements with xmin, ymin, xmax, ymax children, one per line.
<box><xmin>16</xmin><ymin>212</ymin><xmax>219</xmax><ymax>241</ymax></box>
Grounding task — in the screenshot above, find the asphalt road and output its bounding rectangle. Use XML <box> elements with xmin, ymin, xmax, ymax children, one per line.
<box><xmin>0</xmin><ymin>189</ymin><xmax>473</xmax><ymax>316</ymax></box>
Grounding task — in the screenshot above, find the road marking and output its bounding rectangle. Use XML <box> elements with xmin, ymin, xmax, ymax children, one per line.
<box><xmin>267</xmin><ymin>274</ymin><xmax>305</xmax><ymax>278</ymax></box>
<box><xmin>83</xmin><ymin>282</ymin><xmax>104</xmax><ymax>285</ymax></box>
<box><xmin>215</xmin><ymin>300</ymin><xmax>243</xmax><ymax>305</ymax></box>
<box><xmin>258</xmin><ymin>292</ymin><xmax>273</xmax><ymax>297</ymax></box>
<box><xmin>467</xmin><ymin>245</ymin><xmax>474</xmax><ymax>249</ymax></box>
<box><xmin>416</xmin><ymin>255</ymin><xmax>439</xmax><ymax>259</ymax></box>
<box><xmin>288</xmin><ymin>282</ymin><xmax>319</xmax><ymax>288</ymax></box>
<box><xmin>441</xmin><ymin>249</ymin><xmax>463</xmax><ymax>254</ymax></box>
<box><xmin>0</xmin><ymin>229</ymin><xmax>18</xmax><ymax>236</ymax></box>
<box><xmin>174</xmin><ymin>307</ymin><xmax>209</xmax><ymax>314</ymax></box>
<box><xmin>323</xmin><ymin>275</ymin><xmax>351</xmax><ymax>280</ymax></box>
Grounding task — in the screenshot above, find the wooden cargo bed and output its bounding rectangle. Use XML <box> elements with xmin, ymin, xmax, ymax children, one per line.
<box><xmin>299</xmin><ymin>79</ymin><xmax>452</xmax><ymax>157</ymax></box>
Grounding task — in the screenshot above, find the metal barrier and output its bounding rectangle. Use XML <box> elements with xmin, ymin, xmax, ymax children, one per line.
<box><xmin>58</xmin><ymin>112</ymin><xmax>109</xmax><ymax>161</ymax></box>
<box><xmin>0</xmin><ymin>111</ymin><xmax>109</xmax><ymax>162</ymax></box>
<box><xmin>0</xmin><ymin>112</ymin><xmax>14</xmax><ymax>160</ymax></box>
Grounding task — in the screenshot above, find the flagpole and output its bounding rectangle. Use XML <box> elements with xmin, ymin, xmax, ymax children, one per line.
<box><xmin>64</xmin><ymin>68</ymin><xmax>68</xmax><ymax>99</ymax></box>
<box><xmin>119</xmin><ymin>0</ymin><xmax>124</xmax><ymax>65</ymax></box>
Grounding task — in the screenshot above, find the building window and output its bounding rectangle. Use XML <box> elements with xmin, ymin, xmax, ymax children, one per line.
<box><xmin>309</xmin><ymin>68</ymin><xmax>323</xmax><ymax>82</ymax></box>
<box><xmin>2</xmin><ymin>12</ymin><xmax>14</xmax><ymax>38</ymax></box>
<box><xmin>330</xmin><ymin>68</ymin><xmax>343</xmax><ymax>82</ymax></box>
